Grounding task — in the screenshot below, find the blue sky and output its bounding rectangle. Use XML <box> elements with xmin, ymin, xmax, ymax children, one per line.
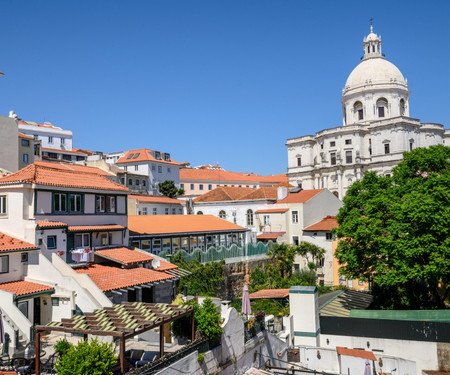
<box><xmin>0</xmin><ymin>1</ymin><xmax>449</xmax><ymax>175</ymax></box>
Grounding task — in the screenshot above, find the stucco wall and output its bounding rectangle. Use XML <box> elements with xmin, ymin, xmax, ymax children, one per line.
<box><xmin>0</xmin><ymin>115</ymin><xmax>19</xmax><ymax>172</ymax></box>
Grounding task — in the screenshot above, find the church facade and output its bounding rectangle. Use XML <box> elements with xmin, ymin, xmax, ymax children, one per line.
<box><xmin>286</xmin><ymin>27</ymin><xmax>449</xmax><ymax>198</ymax></box>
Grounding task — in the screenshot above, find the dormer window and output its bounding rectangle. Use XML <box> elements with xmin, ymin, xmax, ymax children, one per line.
<box><xmin>164</xmin><ymin>153</ymin><xmax>170</xmax><ymax>161</ymax></box>
<box><xmin>154</xmin><ymin>151</ymin><xmax>161</xmax><ymax>160</ymax></box>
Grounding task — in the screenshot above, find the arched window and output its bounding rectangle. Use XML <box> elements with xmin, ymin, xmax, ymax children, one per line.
<box><xmin>354</xmin><ymin>101</ymin><xmax>364</xmax><ymax>121</ymax></box>
<box><xmin>399</xmin><ymin>99</ymin><xmax>406</xmax><ymax>116</ymax></box>
<box><xmin>246</xmin><ymin>209</ymin><xmax>254</xmax><ymax>226</ymax></box>
<box><xmin>219</xmin><ymin>210</ymin><xmax>226</xmax><ymax>219</ymax></box>
<box><xmin>372</xmin><ymin>45</ymin><xmax>375</xmax><ymax>52</ymax></box>
<box><xmin>376</xmin><ymin>98</ymin><xmax>388</xmax><ymax>118</ymax></box>
<box><xmin>197</xmin><ymin>211</ymin><xmax>203</xmax><ymax>215</ymax></box>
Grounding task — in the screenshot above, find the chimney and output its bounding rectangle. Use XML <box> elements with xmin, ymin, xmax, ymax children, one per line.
<box><xmin>9</xmin><ymin>110</ymin><xmax>17</xmax><ymax>119</ymax></box>
<box><xmin>277</xmin><ymin>186</ymin><xmax>288</xmax><ymax>201</ymax></box>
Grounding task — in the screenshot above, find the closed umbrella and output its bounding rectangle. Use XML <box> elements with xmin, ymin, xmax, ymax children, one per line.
<box><xmin>0</xmin><ymin>308</ymin><xmax>5</xmax><ymax>344</ymax></box>
<box><xmin>242</xmin><ymin>285</ymin><xmax>252</xmax><ymax>317</ymax></box>
<box><xmin>364</xmin><ymin>359</ymin><xmax>371</xmax><ymax>375</ymax></box>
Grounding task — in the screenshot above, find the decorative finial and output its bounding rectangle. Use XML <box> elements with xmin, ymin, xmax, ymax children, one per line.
<box><xmin>370</xmin><ymin>17</ymin><xmax>373</xmax><ymax>33</ymax></box>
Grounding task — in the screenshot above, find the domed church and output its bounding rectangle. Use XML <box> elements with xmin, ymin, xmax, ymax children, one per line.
<box><xmin>286</xmin><ymin>26</ymin><xmax>449</xmax><ymax>198</ymax></box>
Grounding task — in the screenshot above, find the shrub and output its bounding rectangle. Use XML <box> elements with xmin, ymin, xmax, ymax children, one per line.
<box><xmin>196</xmin><ymin>298</ymin><xmax>223</xmax><ymax>341</ymax></box>
<box><xmin>197</xmin><ymin>352</ymin><xmax>205</xmax><ymax>365</ymax></box>
<box><xmin>55</xmin><ymin>338</ymin><xmax>117</xmax><ymax>375</ymax></box>
<box><xmin>54</xmin><ymin>339</ymin><xmax>72</xmax><ymax>357</ymax></box>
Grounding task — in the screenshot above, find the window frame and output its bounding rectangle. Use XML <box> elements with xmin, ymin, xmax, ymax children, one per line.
<box><xmin>21</xmin><ymin>253</ymin><xmax>29</xmax><ymax>263</ymax></box>
<box><xmin>219</xmin><ymin>210</ymin><xmax>226</xmax><ymax>219</ymax></box>
<box><xmin>53</xmin><ymin>193</ymin><xmax>67</xmax><ymax>213</ymax></box>
<box><xmin>263</xmin><ymin>215</ymin><xmax>270</xmax><ymax>225</ymax></box>
<box><xmin>0</xmin><ymin>195</ymin><xmax>7</xmax><ymax>215</ymax></box>
<box><xmin>246</xmin><ymin>209</ymin><xmax>254</xmax><ymax>226</ymax></box>
<box><xmin>345</xmin><ymin>150</ymin><xmax>353</xmax><ymax>164</ymax></box>
<box><xmin>21</xmin><ymin>139</ymin><xmax>30</xmax><ymax>147</ymax></box>
<box><xmin>384</xmin><ymin>143</ymin><xmax>390</xmax><ymax>154</ymax></box>
<box><xmin>0</xmin><ymin>255</ymin><xmax>9</xmax><ymax>273</ymax></box>
<box><xmin>47</xmin><ymin>235</ymin><xmax>57</xmax><ymax>249</ymax></box>
<box><xmin>330</xmin><ymin>152</ymin><xmax>337</xmax><ymax>165</ymax></box>
<box><xmin>291</xmin><ymin>210</ymin><xmax>299</xmax><ymax>224</ymax></box>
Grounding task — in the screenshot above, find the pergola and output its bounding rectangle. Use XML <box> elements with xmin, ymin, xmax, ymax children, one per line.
<box><xmin>35</xmin><ymin>302</ymin><xmax>195</xmax><ymax>374</ymax></box>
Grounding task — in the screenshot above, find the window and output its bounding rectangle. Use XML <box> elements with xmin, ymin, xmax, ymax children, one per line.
<box><xmin>100</xmin><ymin>233</ymin><xmax>110</xmax><ymax>246</ymax></box>
<box><xmin>165</xmin><ymin>208</ymin><xmax>169</xmax><ymax>215</ymax></box>
<box><xmin>190</xmin><ymin>184</ymin><xmax>194</xmax><ymax>190</ymax></box>
<box><xmin>208</xmin><ymin>184</ymin><xmax>212</xmax><ymax>190</ymax></box>
<box><xmin>34</xmin><ymin>135</ymin><xmax>39</xmax><ymax>140</ymax></box>
<box><xmin>346</xmin><ymin>150</ymin><xmax>352</xmax><ymax>164</ymax></box>
<box><xmin>142</xmin><ymin>207</ymin><xmax>147</xmax><ymax>215</ymax></box>
<box><xmin>62</xmin><ymin>154</ymin><xmax>72</xmax><ymax>161</ymax></box>
<box><xmin>127</xmin><ymin>153</ymin><xmax>134</xmax><ymax>159</ymax></box>
<box><xmin>377</xmin><ymin>98</ymin><xmax>388</xmax><ymax>118</ymax></box>
<box><xmin>158</xmin><ymin>166</ymin><xmax>162</xmax><ymax>173</ymax></box>
<box><xmin>172</xmin><ymin>208</ymin><xmax>176</xmax><ymax>214</ymax></box>
<box><xmin>385</xmin><ymin>173</ymin><xmax>391</xmax><ymax>178</ymax></box>
<box><xmin>326</xmin><ymin>232</ymin><xmax>333</xmax><ymax>240</ymax></box>
<box><xmin>22</xmin><ymin>153</ymin><xmax>29</xmax><ymax>163</ymax></box>
<box><xmin>135</xmin><ymin>165</ymin><xmax>138</xmax><ymax>171</ymax></box>
<box><xmin>320</xmin><ymin>143</ymin><xmax>324</xmax><ymax>149</ymax></box>
<box><xmin>330</xmin><ymin>141</ymin><xmax>336</xmax><ymax>147</ymax></box>
<box><xmin>409</xmin><ymin>141</ymin><xmax>414</xmax><ymax>151</ymax></box>
<box><xmin>107</xmin><ymin>196</ymin><xmax>116</xmax><ymax>212</ymax></box>
<box><xmin>179</xmin><ymin>208</ymin><xmax>183</xmax><ymax>214</ymax></box>
<box><xmin>51</xmin><ymin>297</ymin><xmax>60</xmax><ymax>306</ymax></box>
<box><xmin>378</xmin><ymin>106</ymin><xmax>385</xmax><ymax>118</ymax></box>
<box><xmin>354</xmin><ymin>101</ymin><xmax>363</xmax><ymax>121</ymax></box>
<box><xmin>154</xmin><ymin>151</ymin><xmax>161</xmax><ymax>160</ymax></box>
<box><xmin>384</xmin><ymin>143</ymin><xmax>390</xmax><ymax>154</ymax></box>
<box><xmin>69</xmin><ymin>194</ymin><xmax>82</xmax><ymax>213</ymax></box>
<box><xmin>292</xmin><ymin>210</ymin><xmax>299</xmax><ymax>224</ymax></box>
<box><xmin>263</xmin><ymin>215</ymin><xmax>270</xmax><ymax>225</ymax></box>
<box><xmin>96</xmin><ymin>196</ymin><xmax>105</xmax><ymax>212</ymax></box>
<box><xmin>120</xmin><ymin>178</ymin><xmax>125</xmax><ymax>185</ymax></box>
<box><xmin>345</xmin><ymin>139</ymin><xmax>352</xmax><ymax>145</ymax></box>
<box><xmin>75</xmin><ymin>233</ymin><xmax>89</xmax><ymax>248</ymax></box>
<box><xmin>292</xmin><ymin>236</ymin><xmax>299</xmax><ymax>246</ymax></box>
<box><xmin>21</xmin><ymin>139</ymin><xmax>30</xmax><ymax>147</ymax></box>
<box><xmin>128</xmin><ymin>179</ymin><xmax>133</xmax><ymax>186</ymax></box>
<box><xmin>297</xmin><ymin>157</ymin><xmax>301</xmax><ymax>167</ymax></box>
<box><xmin>167</xmin><ymin>167</ymin><xmax>171</xmax><ymax>173</ymax></box>
<box><xmin>133</xmin><ymin>153</ymin><xmax>140</xmax><ymax>159</ymax></box>
<box><xmin>135</xmin><ymin>179</ymin><xmax>140</xmax><ymax>186</ymax></box>
<box><xmin>153</xmin><ymin>208</ymin><xmax>157</xmax><ymax>215</ymax></box>
<box><xmin>316</xmin><ymin>258</ymin><xmax>325</xmax><ymax>268</ymax></box>
<box><xmin>18</xmin><ymin>301</ymin><xmax>28</xmax><ymax>318</ymax></box>
<box><xmin>0</xmin><ymin>195</ymin><xmax>6</xmax><ymax>215</ymax></box>
<box><xmin>60</xmin><ymin>138</ymin><xmax>65</xmax><ymax>145</ymax></box>
<box><xmin>197</xmin><ymin>211</ymin><xmax>203</xmax><ymax>215</ymax></box>
<box><xmin>246</xmin><ymin>209</ymin><xmax>254</xmax><ymax>226</ymax></box>
<box><xmin>400</xmin><ymin>99</ymin><xmax>406</xmax><ymax>116</ymax></box>
<box><xmin>152</xmin><ymin>165</ymin><xmax>156</xmax><ymax>171</ymax></box>
<box><xmin>0</xmin><ymin>255</ymin><xmax>9</xmax><ymax>273</ymax></box>
<box><xmin>219</xmin><ymin>210</ymin><xmax>226</xmax><ymax>219</ymax></box>
<box><xmin>48</xmin><ymin>136</ymin><xmax>53</xmax><ymax>144</ymax></box>
<box><xmin>199</xmin><ymin>184</ymin><xmax>204</xmax><ymax>190</ymax></box>
<box><xmin>142</xmin><ymin>180</ymin><xmax>146</xmax><ymax>186</ymax></box>
<box><xmin>180</xmin><ymin>183</ymin><xmax>184</xmax><ymax>189</ymax></box>
<box><xmin>53</xmin><ymin>193</ymin><xmax>67</xmax><ymax>212</ymax></box>
<box><xmin>21</xmin><ymin>252</ymin><xmax>28</xmax><ymax>262</ymax></box>
<box><xmin>164</xmin><ymin>153</ymin><xmax>170</xmax><ymax>161</ymax></box>
<box><xmin>47</xmin><ymin>235</ymin><xmax>57</xmax><ymax>249</ymax></box>
<box><xmin>47</xmin><ymin>152</ymin><xmax>57</xmax><ymax>159</ymax></box>
<box><xmin>330</xmin><ymin>152</ymin><xmax>336</xmax><ymax>165</ymax></box>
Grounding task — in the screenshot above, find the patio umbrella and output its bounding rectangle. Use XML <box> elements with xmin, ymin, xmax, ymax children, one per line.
<box><xmin>364</xmin><ymin>359</ymin><xmax>371</xmax><ymax>375</ymax></box>
<box><xmin>0</xmin><ymin>308</ymin><xmax>5</xmax><ymax>344</ymax></box>
<box><xmin>242</xmin><ymin>285</ymin><xmax>252</xmax><ymax>316</ymax></box>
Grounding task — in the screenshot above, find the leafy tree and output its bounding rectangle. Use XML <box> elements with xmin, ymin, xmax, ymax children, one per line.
<box><xmin>335</xmin><ymin>145</ymin><xmax>450</xmax><ymax>309</ymax></box>
<box><xmin>158</xmin><ymin>180</ymin><xmax>178</xmax><ymax>198</ymax></box>
<box><xmin>268</xmin><ymin>243</ymin><xmax>298</xmax><ymax>278</ymax></box>
<box><xmin>177</xmin><ymin>188</ymin><xmax>185</xmax><ymax>196</ymax></box>
<box><xmin>55</xmin><ymin>338</ymin><xmax>117</xmax><ymax>375</ymax></box>
<box><xmin>54</xmin><ymin>339</ymin><xmax>72</xmax><ymax>357</ymax></box>
<box><xmin>296</xmin><ymin>242</ymin><xmax>325</xmax><ymax>268</ymax></box>
<box><xmin>196</xmin><ymin>298</ymin><xmax>223</xmax><ymax>340</ymax></box>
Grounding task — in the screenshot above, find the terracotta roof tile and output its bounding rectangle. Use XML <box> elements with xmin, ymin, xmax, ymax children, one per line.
<box><xmin>74</xmin><ymin>264</ymin><xmax>175</xmax><ymax>291</ymax></box>
<box><xmin>0</xmin><ymin>280</ymin><xmax>54</xmax><ymax>296</ymax></box>
<box><xmin>95</xmin><ymin>247</ymin><xmax>153</xmax><ymax>265</ymax></box>
<box><xmin>304</xmin><ymin>216</ymin><xmax>338</xmax><ymax>231</ymax></box>
<box><xmin>255</xmin><ymin>208</ymin><xmax>288</xmax><ymax>213</ymax></box>
<box><xmin>248</xmin><ymin>289</ymin><xmax>290</xmax><ymax>299</ymax></box>
<box><xmin>276</xmin><ymin>189</ymin><xmax>324</xmax><ymax>204</ymax></box>
<box><xmin>18</xmin><ymin>132</ymin><xmax>34</xmax><ymax>140</ymax></box>
<box><xmin>256</xmin><ymin>232</ymin><xmax>285</xmax><ymax>240</ymax></box>
<box><xmin>0</xmin><ymin>163</ymin><xmax>129</xmax><ymax>192</ymax></box>
<box><xmin>155</xmin><ymin>260</ymin><xmax>179</xmax><ymax>271</ymax></box>
<box><xmin>116</xmin><ymin>149</ymin><xmax>180</xmax><ymax>166</ymax></box>
<box><xmin>193</xmin><ymin>187</ymin><xmax>254</xmax><ymax>202</ymax></box>
<box><xmin>37</xmin><ymin>221</ymin><xmax>68</xmax><ymax>229</ymax></box>
<box><xmin>129</xmin><ymin>195</ymin><xmax>183</xmax><ymax>204</ymax></box>
<box><xmin>181</xmin><ymin>169</ymin><xmax>287</xmax><ymax>184</ymax></box>
<box><xmin>239</xmin><ymin>187</ymin><xmax>279</xmax><ymax>200</ymax></box>
<box><xmin>42</xmin><ymin>147</ymin><xmax>87</xmax><ymax>155</ymax></box>
<box><xmin>67</xmin><ymin>224</ymin><xmax>125</xmax><ymax>232</ymax></box>
<box><xmin>35</xmin><ymin>161</ymin><xmax>113</xmax><ymax>176</ymax></box>
<box><xmin>336</xmin><ymin>347</ymin><xmax>377</xmax><ymax>361</ymax></box>
<box><xmin>0</xmin><ymin>233</ymin><xmax>38</xmax><ymax>252</ymax></box>
<box><xmin>18</xmin><ymin>120</ymin><xmax>62</xmax><ymax>130</ymax></box>
<box><xmin>128</xmin><ymin>215</ymin><xmax>246</xmax><ymax>236</ymax></box>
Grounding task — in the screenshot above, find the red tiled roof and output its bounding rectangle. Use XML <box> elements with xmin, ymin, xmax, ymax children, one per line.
<box><xmin>128</xmin><ymin>215</ymin><xmax>246</xmax><ymax>236</ymax></box>
<box><xmin>248</xmin><ymin>289</ymin><xmax>290</xmax><ymax>299</ymax></box>
<box><xmin>239</xmin><ymin>187</ymin><xmax>278</xmax><ymax>200</ymax></box>
<box><xmin>129</xmin><ymin>195</ymin><xmax>183</xmax><ymax>204</ymax></box>
<box><xmin>37</xmin><ymin>221</ymin><xmax>68</xmax><ymax>229</ymax></box>
<box><xmin>95</xmin><ymin>247</ymin><xmax>153</xmax><ymax>265</ymax></box>
<box><xmin>18</xmin><ymin>132</ymin><xmax>34</xmax><ymax>140</ymax></box>
<box><xmin>304</xmin><ymin>216</ymin><xmax>338</xmax><ymax>231</ymax></box>
<box><xmin>72</xmin><ymin>148</ymin><xmax>94</xmax><ymax>156</ymax></box>
<box><xmin>34</xmin><ymin>161</ymin><xmax>113</xmax><ymax>176</ymax></box>
<box><xmin>42</xmin><ymin>147</ymin><xmax>87</xmax><ymax>155</ymax></box>
<box><xmin>116</xmin><ymin>149</ymin><xmax>180</xmax><ymax>166</ymax></box>
<box><xmin>75</xmin><ymin>264</ymin><xmax>175</xmax><ymax>291</ymax></box>
<box><xmin>181</xmin><ymin>169</ymin><xmax>287</xmax><ymax>184</ymax></box>
<box><xmin>155</xmin><ymin>260</ymin><xmax>179</xmax><ymax>271</ymax></box>
<box><xmin>276</xmin><ymin>189</ymin><xmax>324</xmax><ymax>204</ymax></box>
<box><xmin>0</xmin><ymin>233</ymin><xmax>38</xmax><ymax>252</ymax></box>
<box><xmin>336</xmin><ymin>347</ymin><xmax>377</xmax><ymax>361</ymax></box>
<box><xmin>256</xmin><ymin>232</ymin><xmax>285</xmax><ymax>240</ymax></box>
<box><xmin>0</xmin><ymin>163</ymin><xmax>129</xmax><ymax>192</ymax></box>
<box><xmin>67</xmin><ymin>224</ymin><xmax>125</xmax><ymax>232</ymax></box>
<box><xmin>18</xmin><ymin>120</ymin><xmax>62</xmax><ymax>130</ymax></box>
<box><xmin>193</xmin><ymin>187</ymin><xmax>255</xmax><ymax>202</ymax></box>
<box><xmin>255</xmin><ymin>208</ymin><xmax>288</xmax><ymax>214</ymax></box>
<box><xmin>0</xmin><ymin>280</ymin><xmax>54</xmax><ymax>296</ymax></box>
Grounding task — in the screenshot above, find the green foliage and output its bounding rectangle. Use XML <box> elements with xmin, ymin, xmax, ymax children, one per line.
<box><xmin>335</xmin><ymin>145</ymin><xmax>450</xmax><ymax>309</ymax></box>
<box><xmin>197</xmin><ymin>352</ymin><xmax>205</xmax><ymax>365</ymax></box>
<box><xmin>196</xmin><ymin>298</ymin><xmax>223</xmax><ymax>340</ymax></box>
<box><xmin>171</xmin><ymin>299</ymin><xmax>198</xmax><ymax>338</ymax></box>
<box><xmin>177</xmin><ymin>188</ymin><xmax>185</xmax><ymax>196</ymax></box>
<box><xmin>158</xmin><ymin>180</ymin><xmax>179</xmax><ymax>198</ymax></box>
<box><xmin>54</xmin><ymin>338</ymin><xmax>117</xmax><ymax>375</ymax></box>
<box><xmin>54</xmin><ymin>339</ymin><xmax>72</xmax><ymax>357</ymax></box>
<box><xmin>172</xmin><ymin>252</ymin><xmax>224</xmax><ymax>297</ymax></box>
<box><xmin>250</xmin><ymin>299</ymin><xmax>289</xmax><ymax>316</ymax></box>
<box><xmin>297</xmin><ymin>242</ymin><xmax>325</xmax><ymax>264</ymax></box>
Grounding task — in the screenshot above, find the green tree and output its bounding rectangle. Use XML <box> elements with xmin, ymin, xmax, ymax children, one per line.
<box><xmin>158</xmin><ymin>180</ymin><xmax>178</xmax><ymax>198</ymax></box>
<box><xmin>335</xmin><ymin>145</ymin><xmax>450</xmax><ymax>309</ymax></box>
<box><xmin>296</xmin><ymin>242</ymin><xmax>326</xmax><ymax>270</ymax></box>
<box><xmin>196</xmin><ymin>298</ymin><xmax>223</xmax><ymax>340</ymax></box>
<box><xmin>268</xmin><ymin>243</ymin><xmax>298</xmax><ymax>278</ymax></box>
<box><xmin>55</xmin><ymin>338</ymin><xmax>117</xmax><ymax>375</ymax></box>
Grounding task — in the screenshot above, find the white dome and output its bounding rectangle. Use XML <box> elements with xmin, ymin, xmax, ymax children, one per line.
<box><xmin>365</xmin><ymin>32</ymin><xmax>379</xmax><ymax>41</ymax></box>
<box><xmin>345</xmin><ymin>57</ymin><xmax>406</xmax><ymax>89</ymax></box>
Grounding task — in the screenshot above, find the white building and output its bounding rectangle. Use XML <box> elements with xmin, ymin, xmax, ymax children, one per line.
<box><xmin>115</xmin><ymin>148</ymin><xmax>182</xmax><ymax>195</ymax></box>
<box><xmin>128</xmin><ymin>194</ymin><xmax>184</xmax><ymax>216</ymax></box>
<box><xmin>286</xmin><ymin>26</ymin><xmax>450</xmax><ymax>198</ymax></box>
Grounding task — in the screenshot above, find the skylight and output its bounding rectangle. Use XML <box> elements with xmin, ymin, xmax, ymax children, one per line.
<box><xmin>133</xmin><ymin>153</ymin><xmax>140</xmax><ymax>159</ymax></box>
<box><xmin>127</xmin><ymin>153</ymin><xmax>134</xmax><ymax>159</ymax></box>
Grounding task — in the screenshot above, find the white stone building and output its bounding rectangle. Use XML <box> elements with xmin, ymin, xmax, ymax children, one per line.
<box><xmin>286</xmin><ymin>26</ymin><xmax>450</xmax><ymax>198</ymax></box>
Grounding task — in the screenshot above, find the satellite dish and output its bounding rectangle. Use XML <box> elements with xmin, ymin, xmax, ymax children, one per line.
<box><xmin>152</xmin><ymin>259</ymin><xmax>160</xmax><ymax>269</ymax></box>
